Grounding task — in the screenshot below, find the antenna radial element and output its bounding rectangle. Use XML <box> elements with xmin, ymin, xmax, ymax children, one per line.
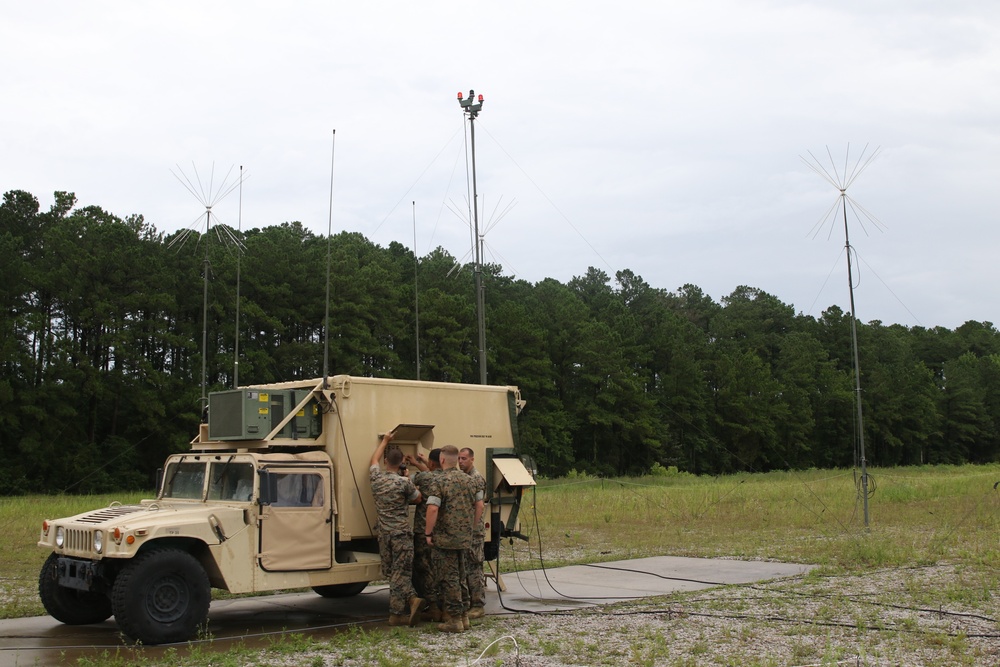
<box><xmin>801</xmin><ymin>144</ymin><xmax>883</xmax><ymax>529</ymax></box>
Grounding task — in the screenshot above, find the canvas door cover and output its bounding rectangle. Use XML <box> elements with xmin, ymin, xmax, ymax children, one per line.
<box><xmin>259</xmin><ymin>466</ymin><xmax>333</xmax><ymax>571</ymax></box>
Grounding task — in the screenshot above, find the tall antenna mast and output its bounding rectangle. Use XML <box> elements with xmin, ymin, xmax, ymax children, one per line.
<box><xmin>323</xmin><ymin>130</ymin><xmax>337</xmax><ymax>388</ymax></box>
<box><xmin>234</xmin><ymin>165</ymin><xmax>244</xmax><ymax>388</ymax></box>
<box><xmin>169</xmin><ymin>163</ymin><xmax>245</xmax><ymax>417</ymax></box>
<box><xmin>458</xmin><ymin>89</ymin><xmax>487</xmax><ymax>385</ymax></box>
<box><xmin>801</xmin><ymin>144</ymin><xmax>884</xmax><ymax>528</ymax></box>
<box><xmin>412</xmin><ymin>200</ymin><xmax>421</xmax><ymax>381</ymax></box>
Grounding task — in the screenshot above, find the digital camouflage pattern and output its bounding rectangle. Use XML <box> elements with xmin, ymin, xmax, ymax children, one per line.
<box><xmin>369</xmin><ymin>464</ymin><xmax>420</xmax><ymax>614</ymax></box>
<box><xmin>466</xmin><ymin>465</ymin><xmax>487</xmax><ymax>608</ymax></box>
<box><xmin>428</xmin><ymin>468</ymin><xmax>475</xmax><ymax>550</ymax></box>
<box><xmin>432</xmin><ymin>543</ymin><xmax>469</xmax><ymax>618</ymax></box>
<box><xmin>410</xmin><ymin>469</ymin><xmax>440</xmax><ymax>537</ymax></box>
<box><xmin>369</xmin><ymin>464</ymin><xmax>419</xmax><ymax>533</ymax></box>
<box><xmin>468</xmin><ymin>465</ymin><xmax>487</xmax><ymax>536</ymax></box>
<box><xmin>411</xmin><ymin>469</ymin><xmax>441</xmax><ymax>602</ymax></box>
<box><xmin>466</xmin><ymin>537</ymin><xmax>485</xmax><ymax>609</ymax></box>
<box><xmin>428</xmin><ymin>467</ymin><xmax>476</xmax><ymax>617</ymax></box>
<box><xmin>412</xmin><ymin>536</ymin><xmax>435</xmax><ymax>603</ymax></box>
<box><xmin>379</xmin><ymin>531</ymin><xmax>418</xmax><ymax>614</ymax></box>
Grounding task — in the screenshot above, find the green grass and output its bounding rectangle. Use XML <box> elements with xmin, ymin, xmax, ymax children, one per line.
<box><xmin>502</xmin><ymin>464</ymin><xmax>1000</xmax><ymax>573</ymax></box>
<box><xmin>3</xmin><ymin>463</ymin><xmax>999</xmax><ymax>665</ymax></box>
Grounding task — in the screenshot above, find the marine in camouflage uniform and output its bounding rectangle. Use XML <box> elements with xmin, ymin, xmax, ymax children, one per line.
<box><xmin>406</xmin><ymin>449</ymin><xmax>441</xmax><ymax>612</ymax></box>
<box><xmin>369</xmin><ymin>431</ymin><xmax>423</xmax><ymax>625</ymax></box>
<box><xmin>424</xmin><ymin>445</ymin><xmax>476</xmax><ymax>631</ymax></box>
<box><xmin>459</xmin><ymin>447</ymin><xmax>487</xmax><ymax>615</ymax></box>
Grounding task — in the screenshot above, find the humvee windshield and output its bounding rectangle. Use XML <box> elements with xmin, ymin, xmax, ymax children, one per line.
<box><xmin>161</xmin><ymin>461</ymin><xmax>206</xmax><ymax>499</ymax></box>
<box><xmin>208</xmin><ymin>460</ymin><xmax>255</xmax><ymax>501</ymax></box>
<box><xmin>161</xmin><ymin>459</ymin><xmax>256</xmax><ymax>502</ymax></box>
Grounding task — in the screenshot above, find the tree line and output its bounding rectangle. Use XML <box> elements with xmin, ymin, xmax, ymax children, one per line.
<box><xmin>2</xmin><ymin>189</ymin><xmax>999</xmax><ymax>494</ymax></box>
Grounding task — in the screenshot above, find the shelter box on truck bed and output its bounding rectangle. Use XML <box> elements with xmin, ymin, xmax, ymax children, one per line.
<box><xmin>320</xmin><ymin>376</ymin><xmax>532</xmax><ymax>543</ymax></box>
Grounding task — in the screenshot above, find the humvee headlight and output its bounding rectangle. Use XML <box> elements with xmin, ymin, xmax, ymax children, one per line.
<box><xmin>93</xmin><ymin>530</ymin><xmax>103</xmax><ymax>553</ymax></box>
<box><xmin>55</xmin><ymin>526</ymin><xmax>65</xmax><ymax>548</ymax></box>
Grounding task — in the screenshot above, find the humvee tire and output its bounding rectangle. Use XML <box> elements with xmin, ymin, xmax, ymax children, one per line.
<box><xmin>312</xmin><ymin>581</ymin><xmax>368</xmax><ymax>598</ymax></box>
<box><xmin>111</xmin><ymin>548</ymin><xmax>210</xmax><ymax>644</ymax></box>
<box><xmin>38</xmin><ymin>553</ymin><xmax>113</xmax><ymax>625</ymax></box>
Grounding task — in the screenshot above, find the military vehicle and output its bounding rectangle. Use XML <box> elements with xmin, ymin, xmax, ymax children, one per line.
<box><xmin>37</xmin><ymin>375</ymin><xmax>535</xmax><ymax>644</ymax></box>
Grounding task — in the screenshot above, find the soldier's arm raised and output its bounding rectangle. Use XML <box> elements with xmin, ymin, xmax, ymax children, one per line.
<box><xmin>370</xmin><ymin>430</ymin><xmax>395</xmax><ymax>468</ymax></box>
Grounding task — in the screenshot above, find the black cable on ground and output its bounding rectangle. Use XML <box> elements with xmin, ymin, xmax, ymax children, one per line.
<box><xmin>581</xmin><ymin>562</ymin><xmax>728</xmax><ymax>587</ymax></box>
<box><xmin>491</xmin><ymin>484</ymin><xmax>571</xmax><ymax>616</ymax></box>
<box><xmin>608</xmin><ymin>607</ymin><xmax>1000</xmax><ymax>640</ymax></box>
<box><xmin>491</xmin><ymin>485</ymin><xmax>738</xmax><ymax>613</ymax></box>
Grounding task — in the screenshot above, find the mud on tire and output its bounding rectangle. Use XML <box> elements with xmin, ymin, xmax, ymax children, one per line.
<box><xmin>38</xmin><ymin>553</ymin><xmax>113</xmax><ymax>625</ymax></box>
<box><xmin>111</xmin><ymin>548</ymin><xmax>210</xmax><ymax>645</ymax></box>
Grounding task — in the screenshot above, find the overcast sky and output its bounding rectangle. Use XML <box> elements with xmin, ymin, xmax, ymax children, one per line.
<box><xmin>3</xmin><ymin>1</ymin><xmax>998</xmax><ymax>330</ymax></box>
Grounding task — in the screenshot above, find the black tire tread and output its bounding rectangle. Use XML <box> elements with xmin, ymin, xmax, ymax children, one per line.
<box><xmin>111</xmin><ymin>547</ymin><xmax>210</xmax><ymax>645</ymax></box>
<box><xmin>312</xmin><ymin>581</ymin><xmax>368</xmax><ymax>598</ymax></box>
<box><xmin>38</xmin><ymin>553</ymin><xmax>113</xmax><ymax>625</ymax></box>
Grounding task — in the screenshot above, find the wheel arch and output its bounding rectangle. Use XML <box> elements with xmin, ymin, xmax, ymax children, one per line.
<box><xmin>133</xmin><ymin>537</ymin><xmax>222</xmax><ymax>588</ymax></box>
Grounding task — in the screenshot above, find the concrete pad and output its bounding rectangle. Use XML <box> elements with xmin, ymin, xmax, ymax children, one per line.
<box><xmin>486</xmin><ymin>556</ymin><xmax>814</xmax><ymax>614</ymax></box>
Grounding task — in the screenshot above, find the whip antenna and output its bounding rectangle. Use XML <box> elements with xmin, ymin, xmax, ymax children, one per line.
<box><xmin>413</xmin><ymin>200</ymin><xmax>421</xmax><ymax>380</ymax></box>
<box><xmin>323</xmin><ymin>130</ymin><xmax>336</xmax><ymax>388</ymax></box>
<box><xmin>234</xmin><ymin>165</ymin><xmax>244</xmax><ymax>388</ymax></box>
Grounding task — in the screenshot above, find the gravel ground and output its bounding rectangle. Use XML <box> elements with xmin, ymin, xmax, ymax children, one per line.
<box><xmin>5</xmin><ymin>561</ymin><xmax>994</xmax><ymax>665</ymax></box>
<box><xmin>284</xmin><ymin>563</ymin><xmax>998</xmax><ymax>667</ymax></box>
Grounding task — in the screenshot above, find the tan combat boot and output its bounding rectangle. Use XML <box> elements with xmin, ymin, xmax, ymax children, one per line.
<box><xmin>467</xmin><ymin>606</ymin><xmax>485</xmax><ymax>620</ymax></box>
<box><xmin>388</xmin><ymin>613</ymin><xmax>408</xmax><ymax>626</ymax></box>
<box><xmin>408</xmin><ymin>596</ymin><xmax>425</xmax><ymax>627</ymax></box>
<box><xmin>422</xmin><ymin>605</ymin><xmax>443</xmax><ymax>622</ymax></box>
<box><xmin>437</xmin><ymin>612</ymin><xmax>465</xmax><ymax>633</ymax></box>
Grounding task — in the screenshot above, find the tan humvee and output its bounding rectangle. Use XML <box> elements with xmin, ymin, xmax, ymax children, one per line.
<box><xmin>37</xmin><ymin>375</ymin><xmax>535</xmax><ymax>644</ymax></box>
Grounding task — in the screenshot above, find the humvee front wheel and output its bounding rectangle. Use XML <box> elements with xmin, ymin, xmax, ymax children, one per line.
<box><xmin>38</xmin><ymin>553</ymin><xmax>113</xmax><ymax>625</ymax></box>
<box><xmin>111</xmin><ymin>548</ymin><xmax>210</xmax><ymax>644</ymax></box>
<box><xmin>312</xmin><ymin>581</ymin><xmax>368</xmax><ymax>598</ymax></box>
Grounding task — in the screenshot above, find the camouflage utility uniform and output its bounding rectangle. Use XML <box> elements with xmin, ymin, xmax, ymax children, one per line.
<box><xmin>427</xmin><ymin>468</ymin><xmax>476</xmax><ymax>620</ymax></box>
<box><xmin>411</xmin><ymin>469</ymin><xmax>440</xmax><ymax>605</ymax></box>
<box><xmin>369</xmin><ymin>464</ymin><xmax>420</xmax><ymax>615</ymax></box>
<box><xmin>466</xmin><ymin>465</ymin><xmax>487</xmax><ymax>609</ymax></box>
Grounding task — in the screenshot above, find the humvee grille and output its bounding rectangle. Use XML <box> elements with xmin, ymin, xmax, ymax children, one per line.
<box><xmin>65</xmin><ymin>528</ymin><xmax>93</xmax><ymax>552</ymax></box>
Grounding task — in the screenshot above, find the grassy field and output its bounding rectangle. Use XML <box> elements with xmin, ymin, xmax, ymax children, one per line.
<box><xmin>2</xmin><ymin>464</ymin><xmax>999</xmax><ymax>665</ymax></box>
<box><xmin>508</xmin><ymin>465</ymin><xmax>1000</xmax><ymax>572</ymax></box>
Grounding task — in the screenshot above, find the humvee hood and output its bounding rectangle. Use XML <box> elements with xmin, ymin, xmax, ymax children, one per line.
<box><xmin>60</xmin><ymin>502</ymin><xmax>245</xmax><ymax>528</ymax></box>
